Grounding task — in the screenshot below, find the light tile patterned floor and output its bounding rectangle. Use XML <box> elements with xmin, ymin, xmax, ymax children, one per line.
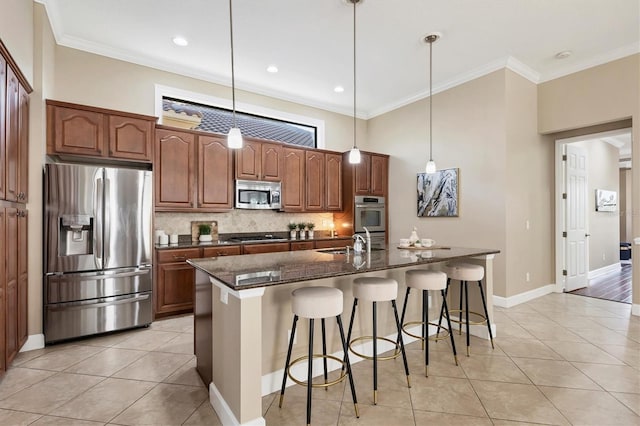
<box><xmin>0</xmin><ymin>293</ymin><xmax>638</xmax><ymax>425</ymax></box>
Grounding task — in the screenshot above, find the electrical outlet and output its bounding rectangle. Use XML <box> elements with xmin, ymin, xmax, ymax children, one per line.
<box><xmin>602</xmin><ymin>253</ymin><xmax>606</xmax><ymax>260</ymax></box>
<box><xmin>525</xmin><ymin>272</ymin><xmax>530</xmax><ymax>282</ymax></box>
<box><xmin>287</xmin><ymin>329</ymin><xmax>297</xmax><ymax>345</ymax></box>
<box><xmin>525</xmin><ymin>220</ymin><xmax>530</xmax><ymax>230</ymax></box>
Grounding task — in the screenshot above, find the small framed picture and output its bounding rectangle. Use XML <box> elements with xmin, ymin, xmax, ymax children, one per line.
<box><xmin>595</xmin><ymin>189</ymin><xmax>617</xmax><ymax>212</ymax></box>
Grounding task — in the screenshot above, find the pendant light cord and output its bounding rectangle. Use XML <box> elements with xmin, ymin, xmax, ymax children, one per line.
<box><xmin>352</xmin><ymin>0</ymin><xmax>357</xmax><ymax>150</ymax></box>
<box><xmin>229</xmin><ymin>0</ymin><xmax>237</xmax><ymax>128</ymax></box>
<box><xmin>429</xmin><ymin>37</ymin><xmax>433</xmax><ymax>162</ymax></box>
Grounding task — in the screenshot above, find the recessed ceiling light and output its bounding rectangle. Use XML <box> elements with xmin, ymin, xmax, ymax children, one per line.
<box><xmin>555</xmin><ymin>50</ymin><xmax>572</xmax><ymax>59</ymax></box>
<box><xmin>334</xmin><ymin>86</ymin><xmax>345</xmax><ymax>93</ymax></box>
<box><xmin>266</xmin><ymin>65</ymin><xmax>278</xmax><ymax>73</ymax></box>
<box><xmin>172</xmin><ymin>36</ymin><xmax>188</xmax><ymax>47</ymax></box>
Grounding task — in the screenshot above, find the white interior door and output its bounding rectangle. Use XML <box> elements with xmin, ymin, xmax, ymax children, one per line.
<box><xmin>565</xmin><ymin>144</ymin><xmax>589</xmax><ymax>291</ymax></box>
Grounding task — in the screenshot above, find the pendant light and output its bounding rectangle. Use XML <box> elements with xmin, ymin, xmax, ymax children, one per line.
<box><xmin>424</xmin><ymin>33</ymin><xmax>440</xmax><ymax>173</ymax></box>
<box><xmin>348</xmin><ymin>0</ymin><xmax>361</xmax><ymax>164</ymax></box>
<box><xmin>227</xmin><ymin>0</ymin><xmax>243</xmax><ymax>149</ymax></box>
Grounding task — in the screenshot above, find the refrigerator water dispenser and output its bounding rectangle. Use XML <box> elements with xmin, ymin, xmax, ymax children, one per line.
<box><xmin>59</xmin><ymin>215</ymin><xmax>93</xmax><ymax>256</ymax></box>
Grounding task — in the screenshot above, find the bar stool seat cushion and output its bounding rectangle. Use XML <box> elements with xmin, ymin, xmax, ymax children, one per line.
<box><xmin>405</xmin><ymin>269</ymin><xmax>447</xmax><ymax>291</ymax></box>
<box><xmin>292</xmin><ymin>286</ymin><xmax>343</xmax><ymax>319</ymax></box>
<box><xmin>353</xmin><ymin>277</ymin><xmax>398</xmax><ymax>302</ymax></box>
<box><xmin>443</xmin><ymin>263</ymin><xmax>484</xmax><ymax>282</ymax></box>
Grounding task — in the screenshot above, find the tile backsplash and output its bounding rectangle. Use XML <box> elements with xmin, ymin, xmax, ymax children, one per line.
<box><xmin>155</xmin><ymin>210</ymin><xmax>335</xmax><ymax>236</ymax></box>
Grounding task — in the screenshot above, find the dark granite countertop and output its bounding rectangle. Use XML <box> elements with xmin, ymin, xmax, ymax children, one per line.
<box><xmin>155</xmin><ymin>233</ymin><xmax>352</xmax><ymax>250</ymax></box>
<box><xmin>187</xmin><ymin>246</ymin><xmax>499</xmax><ymax>290</ymax></box>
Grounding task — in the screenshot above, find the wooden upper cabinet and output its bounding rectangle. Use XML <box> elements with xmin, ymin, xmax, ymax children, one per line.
<box><xmin>155</xmin><ymin>128</ymin><xmax>195</xmax><ymax>209</ymax></box>
<box><xmin>352</xmin><ymin>152</ymin><xmax>388</xmax><ymax>196</ymax></box>
<box><xmin>0</xmin><ymin>56</ymin><xmax>6</xmax><ymax>200</ymax></box>
<box><xmin>354</xmin><ymin>152</ymin><xmax>372</xmax><ymax>195</ymax></box>
<box><xmin>235</xmin><ymin>139</ymin><xmax>282</xmax><ymax>181</ymax></box>
<box><xmin>108</xmin><ymin>115</ymin><xmax>153</xmax><ymax>161</ymax></box>
<box><xmin>46</xmin><ymin>100</ymin><xmax>156</xmax><ymax>162</ymax></box>
<box><xmin>5</xmin><ymin>66</ymin><xmax>19</xmax><ymax>202</ymax></box>
<box><xmin>305</xmin><ymin>151</ymin><xmax>325</xmax><ymax>211</ymax></box>
<box><xmin>198</xmin><ymin>134</ymin><xmax>233</xmax><ymax>210</ymax></box>
<box><xmin>370</xmin><ymin>154</ymin><xmax>388</xmax><ymax>196</ymax></box>
<box><xmin>50</xmin><ymin>105</ymin><xmax>105</xmax><ymax>157</ymax></box>
<box><xmin>325</xmin><ymin>153</ymin><xmax>343</xmax><ymax>210</ymax></box>
<box><xmin>17</xmin><ymin>85</ymin><xmax>29</xmax><ymax>202</ymax></box>
<box><xmin>282</xmin><ymin>147</ymin><xmax>305</xmax><ymax>211</ymax></box>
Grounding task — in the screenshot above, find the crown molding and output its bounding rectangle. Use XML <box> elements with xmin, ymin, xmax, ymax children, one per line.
<box><xmin>505</xmin><ymin>57</ymin><xmax>541</xmax><ymax>83</ymax></box>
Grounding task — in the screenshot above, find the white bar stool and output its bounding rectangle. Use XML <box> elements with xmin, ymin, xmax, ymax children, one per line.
<box><xmin>399</xmin><ymin>269</ymin><xmax>458</xmax><ymax>377</ymax></box>
<box><xmin>439</xmin><ymin>262</ymin><xmax>494</xmax><ymax>356</ymax></box>
<box><xmin>345</xmin><ymin>276</ymin><xmax>410</xmax><ymax>405</ymax></box>
<box><xmin>279</xmin><ymin>286</ymin><xmax>359</xmax><ymax>425</ymax></box>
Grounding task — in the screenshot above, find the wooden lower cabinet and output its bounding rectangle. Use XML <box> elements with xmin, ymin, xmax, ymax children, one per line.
<box><xmin>4</xmin><ymin>207</ymin><xmax>18</xmax><ymax>365</ymax></box>
<box><xmin>314</xmin><ymin>238</ymin><xmax>352</xmax><ymax>249</ymax></box>
<box><xmin>242</xmin><ymin>242</ymin><xmax>290</xmax><ymax>255</ymax></box>
<box><xmin>290</xmin><ymin>241</ymin><xmax>314</xmax><ymax>251</ymax></box>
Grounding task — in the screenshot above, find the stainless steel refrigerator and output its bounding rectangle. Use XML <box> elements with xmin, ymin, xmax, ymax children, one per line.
<box><xmin>43</xmin><ymin>163</ymin><xmax>153</xmax><ymax>343</ymax></box>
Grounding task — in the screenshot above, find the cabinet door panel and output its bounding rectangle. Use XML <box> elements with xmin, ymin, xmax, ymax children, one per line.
<box><xmin>325</xmin><ymin>153</ymin><xmax>343</xmax><ymax>210</ymax></box>
<box><xmin>109</xmin><ymin>115</ymin><xmax>153</xmax><ymax>161</ymax></box>
<box><xmin>282</xmin><ymin>147</ymin><xmax>304</xmax><ymax>211</ymax></box>
<box><xmin>5</xmin><ymin>67</ymin><xmax>19</xmax><ymax>202</ymax></box>
<box><xmin>5</xmin><ymin>208</ymin><xmax>18</xmax><ymax>364</ymax></box>
<box><xmin>261</xmin><ymin>142</ymin><xmax>282</xmax><ymax>181</ymax></box>
<box><xmin>370</xmin><ymin>154</ymin><xmax>388</xmax><ymax>196</ymax></box>
<box><xmin>242</xmin><ymin>242</ymin><xmax>290</xmax><ymax>254</ymax></box>
<box><xmin>52</xmin><ymin>106</ymin><xmax>105</xmax><ymax>156</ymax></box>
<box><xmin>202</xmin><ymin>246</ymin><xmax>241</xmax><ymax>257</ymax></box>
<box><xmin>155</xmin><ymin>129</ymin><xmax>195</xmax><ymax>208</ymax></box>
<box><xmin>17</xmin><ymin>85</ymin><xmax>28</xmax><ymax>202</ymax></box>
<box><xmin>314</xmin><ymin>238</ymin><xmax>352</xmax><ymax>249</ymax></box>
<box><xmin>290</xmin><ymin>241</ymin><xmax>314</xmax><ymax>251</ymax></box>
<box><xmin>0</xmin><ymin>209</ymin><xmax>6</xmax><ymax>373</ymax></box>
<box><xmin>198</xmin><ymin>135</ymin><xmax>233</xmax><ymax>210</ymax></box>
<box><xmin>17</xmin><ymin>209</ymin><xmax>27</xmax><ymax>348</ymax></box>
<box><xmin>354</xmin><ymin>153</ymin><xmax>371</xmax><ymax>195</ymax></box>
<box><xmin>156</xmin><ymin>263</ymin><xmax>194</xmax><ymax>315</ymax></box>
<box><xmin>235</xmin><ymin>140</ymin><xmax>261</xmax><ymax>180</ymax></box>
<box><xmin>0</xmin><ymin>57</ymin><xmax>6</xmax><ymax>200</ymax></box>
<box><xmin>305</xmin><ymin>151</ymin><xmax>324</xmax><ymax>211</ymax></box>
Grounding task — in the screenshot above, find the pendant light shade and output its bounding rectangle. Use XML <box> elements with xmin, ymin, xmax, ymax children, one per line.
<box><xmin>424</xmin><ymin>33</ymin><xmax>440</xmax><ymax>173</ymax></box>
<box><xmin>227</xmin><ymin>0</ymin><xmax>243</xmax><ymax>149</ymax></box>
<box><xmin>348</xmin><ymin>0</ymin><xmax>361</xmax><ymax>164</ymax></box>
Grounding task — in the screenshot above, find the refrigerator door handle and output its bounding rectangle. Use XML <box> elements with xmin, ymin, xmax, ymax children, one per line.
<box><xmin>94</xmin><ymin>172</ymin><xmax>104</xmax><ymax>270</ymax></box>
<box><xmin>47</xmin><ymin>294</ymin><xmax>150</xmax><ymax>312</ymax></box>
<box><xmin>104</xmin><ymin>177</ymin><xmax>111</xmax><ymax>267</ymax></box>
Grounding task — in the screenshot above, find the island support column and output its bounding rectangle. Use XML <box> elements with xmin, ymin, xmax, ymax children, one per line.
<box><xmin>194</xmin><ymin>269</ymin><xmax>266</xmax><ymax>426</ymax></box>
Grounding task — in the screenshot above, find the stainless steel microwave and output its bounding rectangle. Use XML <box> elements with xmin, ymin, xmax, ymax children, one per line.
<box><xmin>235</xmin><ymin>180</ymin><xmax>282</xmax><ymax>210</ymax></box>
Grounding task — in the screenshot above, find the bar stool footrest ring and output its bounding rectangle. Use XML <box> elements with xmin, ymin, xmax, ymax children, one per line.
<box><xmin>287</xmin><ymin>354</ymin><xmax>349</xmax><ymax>388</ymax></box>
<box><xmin>349</xmin><ymin>336</ymin><xmax>401</xmax><ymax>361</ymax></box>
<box><xmin>402</xmin><ymin>320</ymin><xmax>450</xmax><ymax>341</ymax></box>
<box><xmin>447</xmin><ymin>309</ymin><xmax>488</xmax><ymax>326</ymax></box>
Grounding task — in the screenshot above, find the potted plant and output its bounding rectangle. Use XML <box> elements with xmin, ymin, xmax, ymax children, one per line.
<box><xmin>307</xmin><ymin>222</ymin><xmax>315</xmax><ymax>239</ymax></box>
<box><xmin>297</xmin><ymin>222</ymin><xmax>308</xmax><ymax>240</ymax></box>
<box><xmin>287</xmin><ymin>222</ymin><xmax>298</xmax><ymax>240</ymax></box>
<box><xmin>198</xmin><ymin>223</ymin><xmax>212</xmax><ymax>242</ymax></box>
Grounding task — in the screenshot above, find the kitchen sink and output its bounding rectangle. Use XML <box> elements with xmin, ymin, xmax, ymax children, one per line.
<box><xmin>316</xmin><ymin>247</ymin><xmax>385</xmax><ymax>255</ymax></box>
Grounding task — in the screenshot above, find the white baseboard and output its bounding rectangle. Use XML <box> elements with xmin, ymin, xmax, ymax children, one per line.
<box><xmin>20</xmin><ymin>334</ymin><xmax>45</xmax><ymax>352</ymax></box>
<box><xmin>493</xmin><ymin>284</ymin><xmax>556</xmax><ymax>308</ymax></box>
<box><xmin>588</xmin><ymin>262</ymin><xmax>621</xmax><ymax>280</ymax></box>
<box><xmin>632</xmin><ymin>304</ymin><xmax>640</xmax><ymax>316</ymax></box>
<box><xmin>209</xmin><ymin>382</ymin><xmax>266</xmax><ymax>426</ymax></box>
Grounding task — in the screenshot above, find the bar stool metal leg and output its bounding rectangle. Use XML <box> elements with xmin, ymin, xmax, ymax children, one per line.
<box><xmin>458</xmin><ymin>281</ymin><xmax>464</xmax><ymax>335</ymax></box>
<box><xmin>477</xmin><ymin>280</ymin><xmax>495</xmax><ymax>349</ymax></box>
<box><xmin>423</xmin><ymin>290</ymin><xmax>428</xmax><ymax>375</ymax></box>
<box><xmin>435</xmin><ymin>279</ymin><xmax>450</xmax><ymax>341</ymax></box>
<box><xmin>321</xmin><ymin>319</ymin><xmax>329</xmax><ymax>388</ymax></box>
<box><xmin>391</xmin><ymin>300</ymin><xmax>411</xmax><ymax>388</ymax></box>
<box><xmin>441</xmin><ymin>289</ymin><xmax>459</xmax><ymax>365</ymax></box>
<box><xmin>337</xmin><ymin>315</ymin><xmax>359</xmax><ymax>418</ymax></box>
<box><xmin>279</xmin><ymin>315</ymin><xmax>298</xmax><ymax>407</ymax></box>
<box><xmin>464</xmin><ymin>281</ymin><xmax>470</xmax><ymax>356</ymax></box>
<box><xmin>306</xmin><ymin>319</ymin><xmax>314</xmax><ymax>426</ymax></box>
<box><xmin>372</xmin><ymin>301</ymin><xmax>378</xmax><ymax>404</ymax></box>
<box><xmin>343</xmin><ymin>298</ymin><xmax>359</xmax><ymax>373</ymax></box>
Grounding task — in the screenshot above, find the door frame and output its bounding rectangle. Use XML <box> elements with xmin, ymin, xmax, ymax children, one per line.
<box><xmin>555</xmin><ymin>129</ymin><xmax>629</xmax><ymax>293</ymax></box>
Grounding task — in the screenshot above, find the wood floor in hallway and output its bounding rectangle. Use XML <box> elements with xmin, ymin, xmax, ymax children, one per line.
<box><xmin>569</xmin><ymin>263</ymin><xmax>632</xmax><ymax>304</ymax></box>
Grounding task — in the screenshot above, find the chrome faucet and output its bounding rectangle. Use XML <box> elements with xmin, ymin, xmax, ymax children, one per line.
<box><xmin>362</xmin><ymin>226</ymin><xmax>371</xmax><ymax>254</ymax></box>
<box><xmin>353</xmin><ymin>234</ymin><xmax>366</xmax><ymax>254</ymax></box>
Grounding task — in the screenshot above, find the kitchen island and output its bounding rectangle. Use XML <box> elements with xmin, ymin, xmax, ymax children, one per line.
<box><xmin>189</xmin><ymin>246</ymin><xmax>499</xmax><ymax>426</ymax></box>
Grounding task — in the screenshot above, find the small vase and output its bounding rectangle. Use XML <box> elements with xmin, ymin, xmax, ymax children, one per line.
<box><xmin>308</xmin><ymin>230</ymin><xmax>314</xmax><ymax>239</ymax></box>
<box><xmin>300</xmin><ymin>230</ymin><xmax>306</xmax><ymax>240</ymax></box>
<box><xmin>290</xmin><ymin>230</ymin><xmax>297</xmax><ymax>240</ymax></box>
<box><xmin>199</xmin><ymin>234</ymin><xmax>213</xmax><ymax>242</ymax></box>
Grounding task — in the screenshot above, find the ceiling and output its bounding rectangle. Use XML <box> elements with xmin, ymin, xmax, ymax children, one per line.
<box><xmin>40</xmin><ymin>0</ymin><xmax>640</xmax><ymax>118</ymax></box>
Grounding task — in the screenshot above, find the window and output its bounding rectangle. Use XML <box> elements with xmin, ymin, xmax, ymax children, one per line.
<box><xmin>162</xmin><ymin>97</ymin><xmax>317</xmax><ymax>148</ymax></box>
